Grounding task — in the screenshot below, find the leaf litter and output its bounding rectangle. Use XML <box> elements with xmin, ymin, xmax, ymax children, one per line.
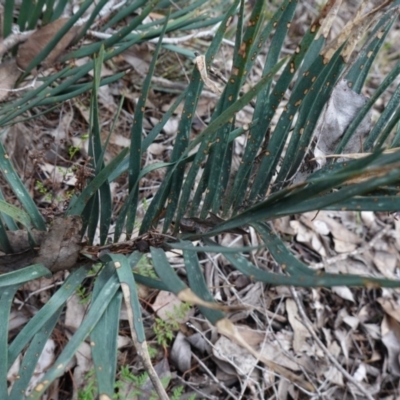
<box><xmin>3</xmin><ymin>0</ymin><xmax>400</xmax><ymax>399</ymax></box>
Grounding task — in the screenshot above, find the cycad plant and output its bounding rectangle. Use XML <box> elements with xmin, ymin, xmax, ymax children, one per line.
<box><xmin>1</xmin><ymin>0</ymin><xmax>400</xmax><ymax>398</ymax></box>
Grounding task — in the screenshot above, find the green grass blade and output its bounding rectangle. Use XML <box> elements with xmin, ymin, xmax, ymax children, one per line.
<box><xmin>221</xmin><ymin>242</ymin><xmax>400</xmax><ymax>288</ymax></box>
<box><xmin>335</xmin><ymin>59</ymin><xmax>400</xmax><ymax>156</ymax></box>
<box><xmin>230</xmin><ymin>0</ymin><xmax>300</xmax><ymax>209</ymax></box>
<box><xmin>114</xmin><ymin>161</ymin><xmax>173</xmax><ymax>241</ymax></box>
<box><xmin>125</xmin><ymin>13</ymin><xmax>170</xmax><ymax>237</ymax></box>
<box><xmin>371</xmin><ymin>86</ymin><xmax>400</xmax><ymax>150</ymax></box>
<box><xmin>253</xmin><ymin>223</ymin><xmax>317</xmax><ymax>277</ymax></box>
<box><xmin>247</xmin><ymin>26</ymin><xmax>326</xmax><ymax>202</ymax></box>
<box><xmin>183</xmin><ymin>247</ymin><xmax>224</xmax><ymax>325</ymax></box>
<box><xmin>0</xmin><ymin>142</ymin><xmax>45</xmax><ymax>230</ymax></box>
<box><xmin>8</xmin><ymin>308</ymin><xmax>62</xmax><ymax>399</ymax></box>
<box><xmin>170</xmin><ymin>240</ymin><xmax>262</xmax><ymax>253</ymax></box>
<box><xmin>345</xmin><ymin>12</ymin><xmax>397</xmax><ymax>93</ymax></box>
<box><xmin>67</xmin><ymin>148</ymin><xmax>128</xmax><ymax>216</ymax></box>
<box><xmin>73</xmin><ymin>0</ymin><xmax>110</xmax><ymax>43</ymax></box>
<box><xmin>3</xmin><ymin>0</ymin><xmax>14</xmax><ymax>37</ymax></box>
<box><xmin>200</xmin><ymin>0</ymin><xmax>268</xmax><ymax>216</ymax></box>
<box><xmin>20</xmin><ymin>0</ymin><xmax>94</xmax><ymax>77</ymax></box>
<box><xmin>173</xmin><ymin>56</ymin><xmax>288</xmax><ymax>230</ymax></box>
<box><xmin>17</xmin><ymin>0</ymin><xmax>32</xmax><ymax>31</ymax></box>
<box><xmin>159</xmin><ymin>0</ymin><xmax>241</xmax><ymax>232</ymax></box>
<box><xmin>27</xmin><ymin>0</ymin><xmax>47</xmax><ymax>30</ymax></box>
<box><xmin>0</xmin><ymin>190</ymin><xmax>18</xmax><ymax>231</ymax></box>
<box><xmin>8</xmin><ymin>266</ymin><xmax>90</xmax><ymax>368</ymax></box>
<box><xmin>132</xmin><ymin>272</ymin><xmax>169</xmax><ymax>291</ymax></box>
<box><xmin>91</xmin><ymin>263</ymin><xmax>122</xmax><ymax>396</ymax></box>
<box><xmin>100</xmin><ymin>253</ymin><xmax>146</xmax><ymax>342</ymax></box>
<box><xmin>326</xmin><ymin>196</ymin><xmax>400</xmax><ymax>212</ymax></box>
<box><xmin>29</xmin><ymin>273</ymin><xmax>120</xmax><ymax>398</ymax></box>
<box><xmin>51</xmin><ymin>0</ymin><xmax>69</xmax><ymax>21</ymax></box>
<box><xmin>391</xmin><ymin>122</ymin><xmax>400</xmax><ymax>148</ymax></box>
<box><xmin>201</xmin><ymin>152</ymin><xmax>388</xmax><ymax>235</ymax></box>
<box><xmin>100</xmin><ymin>0</ymin><xmax>148</xmax><ymax>31</ymax></box>
<box><xmin>0</xmin><ymin>68</ymin><xmax>72</xmax><ymax>126</ymax></box>
<box><xmin>89</xmin><ymin>46</ymin><xmax>112</xmax><ymax>244</ymax></box>
<box><xmin>0</xmin><ymin>265</ymin><xmax>51</xmax><ymax>288</ymax></box>
<box><xmin>0</xmin><ymin>284</ymin><xmax>19</xmax><ymax>399</ymax></box>
<box><xmin>108</xmin><ymin>90</ymin><xmax>187</xmax><ymax>185</ymax></box>
<box><xmin>42</xmin><ymin>0</ymin><xmax>55</xmax><ymax>24</ymax></box>
<box><xmin>275</xmin><ymin>47</ymin><xmax>345</xmax><ymax>189</ymax></box>
<box><xmin>0</xmin><ymin>218</ymin><xmax>12</xmax><ymax>253</ymax></box>
<box><xmin>82</xmin><ymin>193</ymin><xmax>100</xmax><ymax>245</ymax></box>
<box><xmin>0</xmin><ymin>199</ymin><xmax>33</xmax><ymax>232</ymax></box>
<box><xmin>150</xmin><ymin>247</ymin><xmax>187</xmax><ymax>293</ymax></box>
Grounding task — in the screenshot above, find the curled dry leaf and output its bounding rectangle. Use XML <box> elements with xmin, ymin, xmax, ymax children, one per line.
<box><xmin>381</xmin><ymin>314</ymin><xmax>400</xmax><ymax>376</ymax></box>
<box><xmin>16</xmin><ymin>17</ymin><xmax>79</xmax><ymax>71</ymax></box>
<box><xmin>194</xmin><ymin>54</ymin><xmax>222</xmax><ymax>94</ymax></box>
<box><xmin>0</xmin><ymin>59</ymin><xmax>21</xmax><ymax>101</ymax></box>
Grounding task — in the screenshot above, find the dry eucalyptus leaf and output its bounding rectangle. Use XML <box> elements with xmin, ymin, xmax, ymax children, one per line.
<box><xmin>121</xmin><ymin>43</ymin><xmax>151</xmax><ymax>76</ymax></box>
<box><xmin>381</xmin><ymin>315</ymin><xmax>400</xmax><ymax>376</ymax></box>
<box><xmin>213</xmin><ymin>335</ymin><xmax>258</xmax><ymax>376</ymax></box>
<box><xmin>170</xmin><ymin>332</ymin><xmax>192</xmax><ymax>373</ymax></box>
<box><xmin>286</xmin><ymin>298</ymin><xmax>312</xmax><ymax>353</ymax></box>
<box><xmin>332</xmin><ymin>286</ymin><xmax>355</xmax><ymax>303</ymax></box>
<box><xmin>259</xmin><ymin>342</ymin><xmax>302</xmax><ymax>372</ymax></box>
<box><xmin>0</xmin><ymin>59</ymin><xmax>21</xmax><ymax>101</ymax></box>
<box><xmin>16</xmin><ymin>17</ymin><xmax>79</xmax><ymax>71</ymax></box>
<box><xmin>378</xmin><ymin>297</ymin><xmax>400</xmax><ymax>324</ymax></box>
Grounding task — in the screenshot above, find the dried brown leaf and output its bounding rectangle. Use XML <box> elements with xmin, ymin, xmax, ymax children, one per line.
<box><xmin>381</xmin><ymin>315</ymin><xmax>400</xmax><ymax>376</ymax></box>
<box><xmin>286</xmin><ymin>298</ymin><xmax>312</xmax><ymax>353</ymax></box>
<box><xmin>378</xmin><ymin>297</ymin><xmax>400</xmax><ymax>324</ymax></box>
<box><xmin>16</xmin><ymin>18</ymin><xmax>79</xmax><ymax>71</ymax></box>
